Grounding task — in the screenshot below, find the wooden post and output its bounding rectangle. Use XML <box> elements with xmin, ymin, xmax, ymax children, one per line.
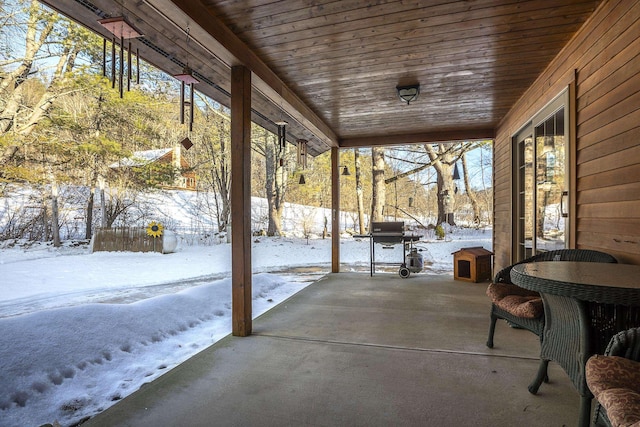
<box><xmin>231</xmin><ymin>65</ymin><xmax>252</xmax><ymax>337</ymax></box>
<box><xmin>331</xmin><ymin>147</ymin><xmax>340</xmax><ymax>272</ymax></box>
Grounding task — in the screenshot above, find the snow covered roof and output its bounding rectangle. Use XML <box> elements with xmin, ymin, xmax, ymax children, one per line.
<box><xmin>109</xmin><ymin>148</ymin><xmax>173</xmax><ymax>168</ymax></box>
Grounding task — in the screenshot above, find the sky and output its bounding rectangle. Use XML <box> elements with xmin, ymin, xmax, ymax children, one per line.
<box><xmin>0</xmin><ymin>227</ymin><xmax>492</xmax><ymax>427</ymax></box>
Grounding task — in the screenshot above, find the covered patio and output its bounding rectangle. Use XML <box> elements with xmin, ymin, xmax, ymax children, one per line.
<box><xmin>84</xmin><ymin>272</ymin><xmax>579</xmax><ymax>426</ymax></box>
<box><xmin>33</xmin><ymin>0</ymin><xmax>640</xmax><ymax>425</ymax></box>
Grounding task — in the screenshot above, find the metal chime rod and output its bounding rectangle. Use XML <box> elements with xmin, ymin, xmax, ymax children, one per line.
<box><xmin>119</xmin><ymin>35</ymin><xmax>124</xmax><ymax>98</ymax></box>
<box><xmin>180</xmin><ymin>81</ymin><xmax>185</xmax><ymax>124</ymax></box>
<box><xmin>102</xmin><ymin>39</ymin><xmax>107</xmax><ymax>77</ymax></box>
<box><xmin>277</xmin><ymin>125</ymin><xmax>282</xmax><ymax>147</ymax></box>
<box><xmin>111</xmin><ymin>37</ymin><xmax>116</xmax><ymax>89</ymax></box>
<box><xmin>127</xmin><ymin>41</ymin><xmax>132</xmax><ymax>92</ymax></box>
<box><xmin>297</xmin><ymin>140</ymin><xmax>308</xmax><ymax>169</ymax></box>
<box><xmin>189</xmin><ymin>82</ymin><xmax>195</xmax><ymax>132</ymax></box>
<box><xmin>136</xmin><ymin>48</ymin><xmax>140</xmax><ymax>84</ymax></box>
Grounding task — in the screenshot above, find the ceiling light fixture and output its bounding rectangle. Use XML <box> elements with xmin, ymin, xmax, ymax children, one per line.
<box><xmin>396</xmin><ymin>84</ymin><xmax>420</xmax><ymax>105</ymax></box>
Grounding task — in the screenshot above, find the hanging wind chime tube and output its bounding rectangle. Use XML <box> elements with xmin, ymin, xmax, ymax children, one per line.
<box><xmin>277</xmin><ymin>122</ymin><xmax>287</xmax><ymax>149</ymax></box>
<box><xmin>111</xmin><ymin>37</ymin><xmax>116</xmax><ymax>89</ymax></box>
<box><xmin>180</xmin><ymin>81</ymin><xmax>185</xmax><ymax>124</ymax></box>
<box><xmin>189</xmin><ymin>82</ymin><xmax>195</xmax><ymax>132</ymax></box>
<box><xmin>127</xmin><ymin>41</ymin><xmax>132</xmax><ymax>92</ymax></box>
<box><xmin>302</xmin><ymin>141</ymin><xmax>307</xmax><ymax>168</ymax></box>
<box><xmin>136</xmin><ymin>48</ymin><xmax>140</xmax><ymax>84</ymax></box>
<box><xmin>102</xmin><ymin>39</ymin><xmax>107</xmax><ymax>77</ymax></box>
<box><xmin>296</xmin><ymin>139</ymin><xmax>308</xmax><ymax>184</ymax></box>
<box><xmin>276</xmin><ymin>122</ymin><xmax>287</xmax><ymax>167</ymax></box>
<box><xmin>297</xmin><ymin>139</ymin><xmax>308</xmax><ymax>169</ymax></box>
<box><xmin>119</xmin><ymin>35</ymin><xmax>124</xmax><ymax>98</ymax></box>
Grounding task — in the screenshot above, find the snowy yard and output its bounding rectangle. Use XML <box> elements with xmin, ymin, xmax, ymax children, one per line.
<box><xmin>0</xmin><ymin>228</ymin><xmax>491</xmax><ymax>427</ymax></box>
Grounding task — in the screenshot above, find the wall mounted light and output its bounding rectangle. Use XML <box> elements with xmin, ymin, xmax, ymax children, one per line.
<box><xmin>396</xmin><ymin>84</ymin><xmax>420</xmax><ymax>105</ymax></box>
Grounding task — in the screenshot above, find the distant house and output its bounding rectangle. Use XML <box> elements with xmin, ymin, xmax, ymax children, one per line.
<box><xmin>109</xmin><ymin>146</ymin><xmax>196</xmax><ymax>190</ymax></box>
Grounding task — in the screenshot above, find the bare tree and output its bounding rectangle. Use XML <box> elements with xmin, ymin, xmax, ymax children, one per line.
<box><xmin>197</xmin><ymin>103</ymin><xmax>231</xmax><ymax>233</ymax></box>
<box><xmin>383</xmin><ymin>143</ymin><xmax>483</xmax><ymax>226</ymax></box>
<box><xmin>461</xmin><ymin>152</ymin><xmax>481</xmax><ymax>226</ymax></box>
<box><xmin>354</xmin><ymin>148</ymin><xmax>366</xmax><ymax>234</ymax></box>
<box><xmin>258</xmin><ymin>127</ymin><xmax>288</xmax><ymax>236</ymax></box>
<box><xmin>1</xmin><ymin>1</ymin><xmax>91</xmax><ymax>141</ymax></box>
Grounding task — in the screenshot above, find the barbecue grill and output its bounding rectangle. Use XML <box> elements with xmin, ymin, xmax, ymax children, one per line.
<box><xmin>367</xmin><ymin>222</ymin><xmax>421</xmax><ymax>278</ymax></box>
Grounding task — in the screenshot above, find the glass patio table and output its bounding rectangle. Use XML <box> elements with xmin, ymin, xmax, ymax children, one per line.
<box><xmin>510</xmin><ymin>261</ymin><xmax>640</xmax><ymax>427</ymax></box>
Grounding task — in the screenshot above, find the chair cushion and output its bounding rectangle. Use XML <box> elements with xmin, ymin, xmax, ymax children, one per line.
<box><xmin>486</xmin><ymin>282</ymin><xmax>543</xmax><ymax>319</ymax></box>
<box><xmin>587</xmin><ymin>355</ymin><xmax>640</xmax><ymax>427</ymax></box>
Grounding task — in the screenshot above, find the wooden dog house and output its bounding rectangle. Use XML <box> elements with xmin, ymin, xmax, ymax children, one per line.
<box><xmin>453</xmin><ymin>247</ymin><xmax>493</xmax><ymax>283</ymax></box>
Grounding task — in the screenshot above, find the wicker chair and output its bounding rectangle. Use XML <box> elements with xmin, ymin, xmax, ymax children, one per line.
<box><xmin>486</xmin><ymin>249</ymin><xmax>618</xmax><ymax>351</ymax></box>
<box><xmin>587</xmin><ymin>328</ymin><xmax>640</xmax><ymax>427</ymax></box>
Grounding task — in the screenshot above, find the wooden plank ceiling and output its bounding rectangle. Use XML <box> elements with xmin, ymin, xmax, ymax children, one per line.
<box><xmin>41</xmin><ymin>0</ymin><xmax>601</xmax><ymax>156</ymax></box>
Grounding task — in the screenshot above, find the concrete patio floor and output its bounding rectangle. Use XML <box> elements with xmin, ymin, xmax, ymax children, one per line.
<box><xmin>84</xmin><ymin>272</ymin><xmax>581</xmax><ymax>426</ymax></box>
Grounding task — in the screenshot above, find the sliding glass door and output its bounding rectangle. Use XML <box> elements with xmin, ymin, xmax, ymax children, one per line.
<box><xmin>513</xmin><ymin>91</ymin><xmax>569</xmax><ymax>260</ymax></box>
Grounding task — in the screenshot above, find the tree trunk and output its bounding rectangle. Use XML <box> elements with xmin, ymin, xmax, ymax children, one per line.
<box><xmin>461</xmin><ymin>153</ymin><xmax>481</xmax><ymax>226</ymax></box>
<box><xmin>265</xmin><ymin>130</ymin><xmax>286</xmax><ymax>236</ymax></box>
<box><xmin>217</xmin><ymin>181</ymin><xmax>230</xmax><ymax>233</ymax></box>
<box><xmin>0</xmin><ymin>3</ymin><xmax>56</xmax><ymax>135</ymax></box>
<box><xmin>214</xmin><ymin>119</ymin><xmax>231</xmax><ymax>233</ymax></box>
<box><xmin>42</xmin><ymin>201</ymin><xmax>49</xmax><ymax>242</ymax></box>
<box><xmin>18</xmin><ymin>47</ymin><xmax>79</xmax><ymax>135</ymax></box>
<box><xmin>425</xmin><ymin>143</ymin><xmax>457</xmax><ymax>226</ymax></box>
<box><xmin>354</xmin><ymin>148</ymin><xmax>366</xmax><ymax>234</ymax></box>
<box><xmin>370</xmin><ymin>147</ymin><xmax>386</xmax><ymax>225</ymax></box>
<box><xmin>86</xmin><ymin>187</ymin><xmax>95</xmax><ymax>239</ymax></box>
<box><xmin>51</xmin><ymin>185</ymin><xmax>61</xmax><ymax>247</ymax></box>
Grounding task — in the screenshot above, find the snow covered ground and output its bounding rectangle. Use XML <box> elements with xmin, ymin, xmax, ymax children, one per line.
<box><xmin>0</xmin><ymin>227</ymin><xmax>491</xmax><ymax>427</ymax></box>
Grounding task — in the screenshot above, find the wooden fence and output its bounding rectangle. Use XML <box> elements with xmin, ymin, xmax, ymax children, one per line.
<box><xmin>92</xmin><ymin>227</ymin><xmax>164</xmax><ymax>253</ymax></box>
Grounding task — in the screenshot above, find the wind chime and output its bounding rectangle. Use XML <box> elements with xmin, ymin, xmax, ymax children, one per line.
<box><xmin>276</xmin><ymin>121</ymin><xmax>287</xmax><ymax>166</ymax></box>
<box><xmin>173</xmin><ymin>27</ymin><xmax>199</xmax><ymax>150</ymax></box>
<box><xmin>99</xmin><ymin>16</ymin><xmax>142</xmax><ymax>98</ymax></box>
<box><xmin>297</xmin><ymin>139</ymin><xmax>308</xmax><ymax>184</ymax></box>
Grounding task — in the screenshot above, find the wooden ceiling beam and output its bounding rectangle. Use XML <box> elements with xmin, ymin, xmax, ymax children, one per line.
<box><xmin>144</xmin><ymin>0</ymin><xmax>338</xmax><ymax>148</ymax></box>
<box><xmin>339</xmin><ymin>129</ymin><xmax>496</xmax><ymax>148</ymax></box>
